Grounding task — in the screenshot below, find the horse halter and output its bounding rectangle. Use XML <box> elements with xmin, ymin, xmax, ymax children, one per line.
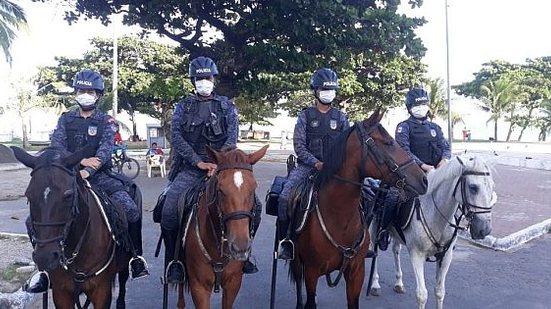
<box><xmin>356</xmin><ymin>122</ymin><xmax>416</xmax><ymax>190</ymax></box>
<box><xmin>206</xmin><ymin>162</ymin><xmax>255</xmax><ymax>251</ymax></box>
<box><xmin>452</xmin><ymin>157</ymin><xmax>493</xmax><ymax>219</ymax></box>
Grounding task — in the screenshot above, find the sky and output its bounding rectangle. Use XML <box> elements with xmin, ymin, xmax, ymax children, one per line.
<box><xmin>2</xmin><ymin>0</ymin><xmax>551</xmax><ymax>141</ymax></box>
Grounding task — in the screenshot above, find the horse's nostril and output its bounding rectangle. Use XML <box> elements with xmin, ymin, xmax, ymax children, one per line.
<box><xmin>52</xmin><ymin>251</ymin><xmax>59</xmax><ymax>260</ymax></box>
<box><xmin>422</xmin><ymin>175</ymin><xmax>428</xmax><ymax>186</ymax></box>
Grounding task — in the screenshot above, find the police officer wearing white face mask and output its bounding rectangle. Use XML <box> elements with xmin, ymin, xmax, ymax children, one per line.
<box><xmin>395</xmin><ymin>87</ymin><xmax>451</xmax><ymax>173</ymax></box>
<box><xmin>276</xmin><ymin>68</ymin><xmax>350</xmax><ymax>260</ymax></box>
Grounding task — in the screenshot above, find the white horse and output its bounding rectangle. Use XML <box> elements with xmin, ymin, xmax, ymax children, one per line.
<box><xmin>368</xmin><ymin>155</ymin><xmax>497</xmax><ymax>309</ymax></box>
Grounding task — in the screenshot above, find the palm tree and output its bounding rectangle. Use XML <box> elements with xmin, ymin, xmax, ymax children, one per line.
<box><xmin>0</xmin><ymin>0</ymin><xmax>27</xmax><ymax>64</ymax></box>
<box><xmin>479</xmin><ymin>78</ymin><xmax>517</xmax><ymax>141</ymax></box>
<box><xmin>426</xmin><ymin>77</ymin><xmax>463</xmax><ymax>139</ymax></box>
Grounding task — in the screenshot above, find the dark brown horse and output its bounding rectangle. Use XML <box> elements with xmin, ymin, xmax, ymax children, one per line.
<box><xmin>289</xmin><ymin>109</ymin><xmax>428</xmax><ymax>309</ymax></box>
<box><xmin>12</xmin><ymin>146</ymin><xmax>132</xmax><ymax>309</ymax></box>
<box><xmin>174</xmin><ymin>145</ymin><xmax>268</xmax><ymax>309</ymax></box>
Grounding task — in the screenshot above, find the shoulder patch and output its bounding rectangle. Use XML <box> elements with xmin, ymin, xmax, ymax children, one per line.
<box><xmin>397</xmin><ymin>126</ymin><xmax>403</xmax><ymax>134</ymax></box>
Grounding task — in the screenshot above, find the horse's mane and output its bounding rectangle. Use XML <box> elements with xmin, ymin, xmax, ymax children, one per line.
<box><xmin>316</xmin><ymin>125</ymin><xmax>356</xmax><ymax>186</ymax></box>
<box><xmin>219</xmin><ymin>145</ymin><xmax>248</xmax><ymax>163</ymax></box>
<box><xmin>426</xmin><ymin>155</ymin><xmax>493</xmax><ymax>193</ymax></box>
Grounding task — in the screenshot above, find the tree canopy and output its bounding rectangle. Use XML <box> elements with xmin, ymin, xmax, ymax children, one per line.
<box><xmin>33</xmin><ymin>0</ymin><xmax>429</xmax><ymax>121</ymax></box>
<box><xmin>0</xmin><ymin>0</ymin><xmax>28</xmax><ymax>64</ymax></box>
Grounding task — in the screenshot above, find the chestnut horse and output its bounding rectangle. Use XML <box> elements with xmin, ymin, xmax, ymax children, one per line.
<box><xmin>289</xmin><ymin>109</ymin><xmax>428</xmax><ymax>309</ymax></box>
<box><xmin>174</xmin><ymin>145</ymin><xmax>268</xmax><ymax>309</ymax></box>
<box><xmin>12</xmin><ymin>147</ymin><xmax>132</xmax><ymax>309</ymax></box>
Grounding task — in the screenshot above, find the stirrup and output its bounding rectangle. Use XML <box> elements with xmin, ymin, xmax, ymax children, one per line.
<box><xmin>277</xmin><ymin>239</ymin><xmax>295</xmax><ymax>260</ymax></box>
<box><xmin>129</xmin><ymin>256</ymin><xmax>150</xmax><ymax>279</ymax></box>
<box><xmin>165</xmin><ymin>260</ymin><xmax>185</xmax><ymax>283</ymax></box>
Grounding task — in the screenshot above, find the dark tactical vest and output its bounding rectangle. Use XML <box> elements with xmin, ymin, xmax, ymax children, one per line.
<box><xmin>305</xmin><ymin>107</ymin><xmax>343</xmax><ymax>161</ymax></box>
<box><xmin>65</xmin><ymin>114</ymin><xmax>106</xmax><ymax>159</ymax></box>
<box><xmin>180</xmin><ymin>96</ymin><xmax>230</xmax><ymax>162</ymax></box>
<box><xmin>407</xmin><ymin>119</ymin><xmax>442</xmax><ymax>166</ymax></box>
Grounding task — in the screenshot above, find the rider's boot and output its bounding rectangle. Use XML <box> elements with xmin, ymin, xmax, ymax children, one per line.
<box><xmin>23</xmin><ymin>271</ymin><xmax>49</xmax><ymax>293</ymax></box>
<box><xmin>128</xmin><ymin>221</ymin><xmax>150</xmax><ymax>279</ymax></box>
<box><xmin>277</xmin><ymin>219</ymin><xmax>294</xmax><ymax>260</ymax></box>
<box><xmin>243</xmin><ymin>196</ymin><xmax>261</xmax><ymax>274</ymax></box>
<box><xmin>163</xmin><ymin>228</ymin><xmax>184</xmax><ymax>283</ymax></box>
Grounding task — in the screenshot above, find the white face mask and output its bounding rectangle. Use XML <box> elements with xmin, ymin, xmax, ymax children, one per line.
<box><xmin>318</xmin><ymin>90</ymin><xmax>336</xmax><ymax>104</ymax></box>
<box><xmin>75</xmin><ymin>93</ymin><xmax>97</xmax><ymax>110</ymax></box>
<box><xmin>410</xmin><ymin>105</ymin><xmax>429</xmax><ymax>118</ymax></box>
<box><xmin>195</xmin><ymin>79</ymin><xmax>214</xmax><ymax>96</ymax></box>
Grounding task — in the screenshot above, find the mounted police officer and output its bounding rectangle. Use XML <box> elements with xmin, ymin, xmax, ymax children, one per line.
<box><xmin>367</xmin><ymin>87</ymin><xmax>452</xmax><ymax>253</ymax></box>
<box><xmin>24</xmin><ymin>70</ymin><xmax>149</xmax><ymax>294</ymax></box>
<box><xmin>162</xmin><ymin>56</ymin><xmax>262</xmax><ymax>283</ymax></box>
<box><xmin>277</xmin><ymin>68</ymin><xmax>350</xmax><ymax>260</ymax></box>
<box><xmin>396</xmin><ymin>87</ymin><xmax>451</xmax><ymax>172</ymax></box>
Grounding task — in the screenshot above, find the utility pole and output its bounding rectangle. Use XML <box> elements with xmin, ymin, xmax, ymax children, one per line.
<box><xmin>445</xmin><ymin>0</ymin><xmax>452</xmax><ymax>150</ymax></box>
<box><xmin>112</xmin><ymin>17</ymin><xmax>119</xmax><ymax>120</ymax></box>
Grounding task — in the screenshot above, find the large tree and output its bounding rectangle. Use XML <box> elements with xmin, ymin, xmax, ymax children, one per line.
<box><xmin>33</xmin><ymin>0</ymin><xmax>428</xmax><ymax>119</ymax></box>
<box><xmin>0</xmin><ymin>0</ymin><xmax>27</xmax><ymax>64</ymax></box>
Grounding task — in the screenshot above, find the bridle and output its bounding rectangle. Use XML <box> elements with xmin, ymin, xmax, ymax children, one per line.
<box><xmin>452</xmin><ymin>157</ymin><xmax>493</xmax><ymax>219</ymax></box>
<box><xmin>334</xmin><ymin>123</ymin><xmax>416</xmax><ymax>191</ymax></box>
<box><xmin>196</xmin><ymin>161</ymin><xmax>255</xmax><ymax>292</ymax></box>
<box><xmin>28</xmin><ymin>162</ymin><xmax>115</xmax><ymax>286</ymax></box>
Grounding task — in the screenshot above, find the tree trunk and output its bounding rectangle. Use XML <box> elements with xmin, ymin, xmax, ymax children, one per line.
<box><xmin>494</xmin><ymin>120</ymin><xmax>498</xmax><ymax>142</ymax></box>
<box><xmin>22</xmin><ymin>120</ymin><xmax>28</xmax><ymax>149</ymax></box>
<box><xmin>518</xmin><ymin>108</ymin><xmax>535</xmax><ymax>141</ymax></box>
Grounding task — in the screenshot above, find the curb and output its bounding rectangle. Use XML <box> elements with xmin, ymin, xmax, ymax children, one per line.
<box><xmin>0</xmin><ymin>163</ymin><xmax>25</xmax><ymax>172</ymax></box>
<box><xmin>458</xmin><ymin>217</ymin><xmax>551</xmax><ymax>251</ymax></box>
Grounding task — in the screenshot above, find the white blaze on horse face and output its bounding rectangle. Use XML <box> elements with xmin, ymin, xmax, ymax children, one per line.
<box><xmin>43</xmin><ymin>187</ymin><xmax>51</xmax><ymax>202</ymax></box>
<box><xmin>233</xmin><ymin>171</ymin><xmax>244</xmax><ymax>190</ymax></box>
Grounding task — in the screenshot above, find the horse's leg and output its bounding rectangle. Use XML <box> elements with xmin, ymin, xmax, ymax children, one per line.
<box><xmin>343</xmin><ymin>258</ymin><xmax>365</xmax><ymax>309</ymax></box>
<box><xmin>221</xmin><ymin>270</ymin><xmax>244</xmax><ymax>309</ymax></box>
<box><xmin>88</xmin><ymin>282</ymin><xmax>114</xmax><ymax>309</ymax></box>
<box><xmin>410</xmin><ymin>251</ymin><xmax>428</xmax><ymax>309</ymax></box>
<box><xmin>177</xmin><ymin>283</ymin><xmax>186</xmax><ymax>309</ymax></box>
<box><xmin>368</xmin><ymin>224</ymin><xmax>382</xmax><ymax>296</ymax></box>
<box><xmin>303</xmin><ymin>265</ymin><xmax>319</xmax><ymax>309</ymax></box>
<box><xmin>392</xmin><ymin>239</ymin><xmax>405</xmax><ymax>294</ymax></box>
<box><xmin>434</xmin><ymin>240</ymin><xmax>455</xmax><ymax>309</ymax></box>
<box><xmin>188</xmin><ymin>278</ymin><xmax>212</xmax><ymax>309</ymax></box>
<box><xmin>116</xmin><ymin>268</ymin><xmax>130</xmax><ymax>309</ymax></box>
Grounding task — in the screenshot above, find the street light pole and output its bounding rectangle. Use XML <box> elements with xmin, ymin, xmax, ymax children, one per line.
<box><xmin>445</xmin><ymin>0</ymin><xmax>452</xmax><ymax>150</ymax></box>
<box><xmin>112</xmin><ymin>15</ymin><xmax>119</xmax><ymax>120</ymax></box>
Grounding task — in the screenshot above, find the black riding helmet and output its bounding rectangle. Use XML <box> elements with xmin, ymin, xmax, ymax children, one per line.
<box><xmin>72</xmin><ymin>70</ymin><xmax>105</xmax><ymax>95</ymax></box>
<box><xmin>310</xmin><ymin>68</ymin><xmax>339</xmax><ymax>90</ymax></box>
<box><xmin>189</xmin><ymin>56</ymin><xmax>219</xmax><ymax>79</ymax></box>
<box><xmin>405</xmin><ymin>88</ymin><xmax>429</xmax><ymax>109</ymax></box>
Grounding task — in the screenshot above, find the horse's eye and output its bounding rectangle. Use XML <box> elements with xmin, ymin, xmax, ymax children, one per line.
<box><xmin>384</xmin><ymin>139</ymin><xmax>394</xmax><ymax>146</ymax></box>
<box><xmin>468</xmin><ymin>184</ymin><xmax>479</xmax><ymax>194</ymax></box>
<box><xmin>63</xmin><ymin>190</ymin><xmax>74</xmax><ymax>199</ymax></box>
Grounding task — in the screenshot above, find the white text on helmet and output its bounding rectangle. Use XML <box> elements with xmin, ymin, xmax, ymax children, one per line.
<box><xmin>76</xmin><ymin>80</ymin><xmax>93</xmax><ymax>86</ymax></box>
<box><xmin>195</xmin><ymin>68</ymin><xmax>212</xmax><ymax>74</ymax></box>
<box><xmin>415</xmin><ymin>96</ymin><xmax>428</xmax><ymax>102</ymax></box>
<box><xmin>323</xmin><ymin>81</ymin><xmax>337</xmax><ymax>87</ymax></box>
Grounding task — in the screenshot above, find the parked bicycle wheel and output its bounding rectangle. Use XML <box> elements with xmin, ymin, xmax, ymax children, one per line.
<box><xmin>118</xmin><ymin>158</ymin><xmax>140</xmax><ymax>179</ymax></box>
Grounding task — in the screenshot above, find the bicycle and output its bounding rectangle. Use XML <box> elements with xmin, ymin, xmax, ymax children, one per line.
<box><xmin>111</xmin><ymin>144</ymin><xmax>140</xmax><ymax>179</ymax></box>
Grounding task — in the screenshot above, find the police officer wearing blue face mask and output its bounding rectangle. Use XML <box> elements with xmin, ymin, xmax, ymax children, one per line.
<box><xmin>161</xmin><ymin>56</ymin><xmax>263</xmax><ymax>282</ymax></box>
<box><xmin>276</xmin><ymin>68</ymin><xmax>350</xmax><ymax>260</ymax></box>
<box><xmin>23</xmin><ymin>70</ymin><xmax>149</xmax><ymax>294</ymax></box>
<box><xmin>395</xmin><ymin>87</ymin><xmax>451</xmax><ymax>173</ymax></box>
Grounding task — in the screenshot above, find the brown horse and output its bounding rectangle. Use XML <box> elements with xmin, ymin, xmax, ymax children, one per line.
<box><xmin>289</xmin><ymin>109</ymin><xmax>428</xmax><ymax>309</ymax></box>
<box><xmin>174</xmin><ymin>145</ymin><xmax>268</xmax><ymax>309</ymax></box>
<box><xmin>12</xmin><ymin>146</ymin><xmax>132</xmax><ymax>309</ymax></box>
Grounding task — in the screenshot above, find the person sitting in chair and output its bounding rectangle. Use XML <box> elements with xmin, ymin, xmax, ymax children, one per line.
<box><xmin>277</xmin><ymin>68</ymin><xmax>350</xmax><ymax>260</ymax></box>
<box><xmin>24</xmin><ymin>70</ymin><xmax>149</xmax><ymax>294</ymax></box>
<box><xmin>146</xmin><ymin>142</ymin><xmax>164</xmax><ymax>156</ymax></box>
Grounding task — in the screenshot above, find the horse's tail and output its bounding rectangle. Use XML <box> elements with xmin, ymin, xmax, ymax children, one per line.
<box><xmin>288</xmin><ymin>253</ymin><xmax>303</xmax><ymax>285</ymax></box>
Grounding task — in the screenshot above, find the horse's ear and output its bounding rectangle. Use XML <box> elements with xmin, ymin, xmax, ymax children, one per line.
<box><xmin>64</xmin><ymin>145</ymin><xmax>92</xmax><ymax>168</ymax></box>
<box><xmin>247</xmin><ymin>145</ymin><xmax>269</xmax><ymax>165</ymax></box>
<box><xmin>10</xmin><ymin>146</ymin><xmax>36</xmax><ymax>168</ymax></box>
<box><xmin>206</xmin><ymin>145</ymin><xmax>222</xmax><ymax>164</ymax></box>
<box><xmin>364</xmin><ymin>107</ymin><xmax>385</xmax><ymax>127</ymax></box>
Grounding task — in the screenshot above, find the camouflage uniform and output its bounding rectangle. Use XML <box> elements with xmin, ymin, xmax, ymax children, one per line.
<box><xmin>278</xmin><ymin>106</ymin><xmax>350</xmax><ymax>220</ymax></box>
<box><xmin>395</xmin><ymin>116</ymin><xmax>451</xmax><ymax>167</ymax></box>
<box><xmin>50</xmin><ymin>109</ymin><xmax>140</xmax><ymax>222</ymax></box>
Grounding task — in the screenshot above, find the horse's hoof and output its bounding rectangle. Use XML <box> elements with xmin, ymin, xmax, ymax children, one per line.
<box><xmin>394</xmin><ymin>285</ymin><xmax>405</xmax><ymax>294</ymax></box>
<box><xmin>370</xmin><ymin>288</ymin><xmax>382</xmax><ymax>296</ymax></box>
